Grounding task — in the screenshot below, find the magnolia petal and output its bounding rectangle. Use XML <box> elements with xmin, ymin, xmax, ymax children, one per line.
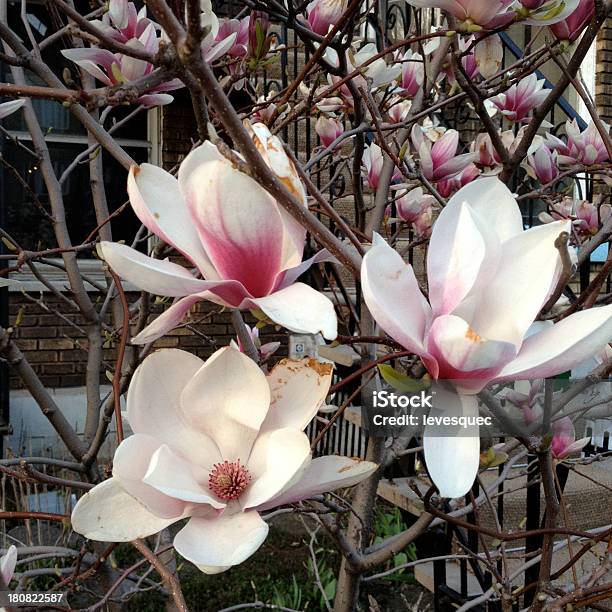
<box><xmin>130</xmin><ymin>280</ymin><xmax>251</xmax><ymax>344</ymax></box>
<box><xmin>255</xmin><ymin>455</ymin><xmax>378</xmax><ymax>511</ymax></box>
<box><xmin>0</xmin><ymin>546</ymin><xmax>17</xmax><ymax>586</ymax></box>
<box><xmin>261</xmin><ymin>358</ymin><xmax>333</xmax><ymax>432</ymax></box>
<box><xmin>71</xmin><ymin>478</ymin><xmax>178</xmax><ymax>542</ymax></box>
<box><xmin>434</xmin><ymin>153</ymin><xmax>479</xmax><ymax>181</ymax></box>
<box><xmin>423</xmin><ymin>389</ymin><xmax>480</xmax><ymax>498</ymax></box>
<box><xmin>523</xmin><ymin>0</ymin><xmax>580</xmax><ymax>25</ymax></box>
<box><xmin>61</xmin><ymin>48</ymin><xmax>115</xmax><ymax>85</ymax></box>
<box><xmin>361</xmin><ymin>234</ymin><xmax>433</xmax><ymax>364</ymax></box>
<box><xmin>177</xmin><ymin>141</ymin><xmax>225</xmax><ymax>190</ymax></box>
<box><xmin>248</xmin><ymin>282</ymin><xmax>338</xmax><ymax>340</ymax></box>
<box><xmin>426</xmin><ymin>315</ymin><xmax>517</xmax><ymax>393</ymax></box>
<box><xmin>109</xmin><ymin>0</ymin><xmax>129</xmax><ymax>28</ymax></box>
<box><xmin>495</xmin><ymin>305</ymin><xmax>612</xmax><ymax>380</ymax></box>
<box><xmin>127</xmin><ymin>164</ymin><xmax>216</xmax><ymax>277</ymax></box>
<box><xmin>278</xmin><ymin>249</ymin><xmax>336</xmax><ymax>288</ymax></box>
<box><xmin>126</xmin><ymin>349</ymin><xmax>224</xmax><ymax>468</ymax></box>
<box><xmin>131</xmin><ymin>295</ymin><xmax>203</xmax><ymax>345</ymax></box>
<box><xmin>143</xmin><ymin>444</ymin><xmax>224</xmax><ymax>508</ymax></box>
<box><xmin>180</xmin><ymin>347</ymin><xmax>271</xmax><ymax>462</ymax></box>
<box><xmin>0</xmin><ymin>98</ymin><xmax>26</xmax><ymax>120</ymax></box>
<box><xmin>113</xmin><ymin>434</ymin><xmax>188</xmax><ymax>518</ymax></box>
<box><xmin>173</xmin><ymin>511</ymin><xmax>269</xmax><ymax>572</ymax></box>
<box><xmin>138</xmin><ymin>93</ymin><xmax>174</xmax><ymax>107</ymax></box>
<box><xmin>427</xmin><ymin>199</ymin><xmax>491</xmax><ymax>317</ymax></box>
<box><xmin>468</xmin><ymin>220</ymin><xmax>571</xmax><ymax>346</ymax></box>
<box><xmin>100</xmin><ymin>241</ymin><xmax>211</xmax><ymax>297</ymax></box>
<box><xmin>450</xmin><ymin>177</ymin><xmax>524</xmax><ymax>241</ymax></box>
<box><xmin>183</xmin><ymin>160</ymin><xmax>286</xmax><ymax>297</ymax></box>
<box><xmin>241</xmin><ymin>428</ymin><xmax>312</xmax><ymax>509</ymax></box>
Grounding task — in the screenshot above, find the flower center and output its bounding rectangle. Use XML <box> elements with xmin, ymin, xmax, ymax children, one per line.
<box><xmin>208</xmin><ymin>460</ymin><xmax>251</xmax><ymax>501</ymax></box>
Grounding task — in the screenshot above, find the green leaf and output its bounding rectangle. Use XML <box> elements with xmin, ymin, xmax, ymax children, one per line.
<box><xmin>378</xmin><ymin>364</ymin><xmax>427</xmax><ymax>393</ymax></box>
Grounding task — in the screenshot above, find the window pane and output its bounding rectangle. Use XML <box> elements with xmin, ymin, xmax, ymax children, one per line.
<box><xmin>2</xmin><ymin>141</ymin><xmax>146</xmax><ymax>254</ymax></box>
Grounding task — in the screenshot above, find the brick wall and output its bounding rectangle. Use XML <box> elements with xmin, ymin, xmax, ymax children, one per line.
<box><xmin>8</xmin><ymin>294</ymin><xmax>286</xmax><ymax>390</ymax></box>
<box><xmin>596</xmin><ymin>19</ymin><xmax>612</xmax><ymax>124</ymax></box>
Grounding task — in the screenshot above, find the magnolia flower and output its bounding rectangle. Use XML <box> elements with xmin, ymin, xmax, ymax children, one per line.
<box><xmin>472</xmin><ymin>128</ymin><xmax>542</xmax><ymax>168</ymax></box>
<box><xmin>307</xmin><ymin>0</ymin><xmax>347</xmax><ymax>35</ymax></box>
<box><xmin>549</xmin><ymin>0</ymin><xmax>594</xmax><ymax>41</ymax></box>
<box><xmin>413</xmin><ymin>205</ymin><xmax>434</xmax><ymax>238</ymax></box>
<box><xmin>315</xmin><ymin>115</ymin><xmax>344</xmax><ymax>149</ymax></box>
<box><xmin>551</xmin><ymin>417</ymin><xmax>589</xmax><ymax>459</ymax></box>
<box><xmin>576</xmin><ymin>200</ymin><xmax>612</xmax><ymax>235</ymax></box>
<box><xmin>353</xmin><ymin>44</ymin><xmax>402</xmax><ymax>89</ymax></box>
<box><xmin>90</xmin><ymin>0</ymin><xmax>157</xmax><ymax>42</ymax></box>
<box><xmin>394</xmin><ymin>187</ymin><xmax>437</xmax><ymax>223</ymax></box>
<box><xmin>489</xmin><ymin>74</ymin><xmax>549</xmax><ymax>123</ymax></box>
<box><xmin>362</xmin><ymin>143</ymin><xmax>401</xmax><ymax>189</ymax></box>
<box><xmin>230</xmin><ymin>326</ymin><xmax>280</xmax><ymax>361</ymax></box>
<box><xmin>406</xmin><ymin>0</ymin><xmax>578</xmax><ymax>28</ymax></box>
<box><xmin>62</xmin><ymin>19</ymin><xmax>183</xmax><ymax>107</ymax></box>
<box><xmin>0</xmin><ymin>98</ymin><xmax>25</xmax><ymax>120</ymax></box>
<box><xmin>387</xmin><ymin>98</ymin><xmax>412</xmax><ymax>124</ymax></box>
<box><xmin>71</xmin><ymin>348</ymin><xmax>377</xmax><ymax>573</ymax></box>
<box><xmin>501</xmin><ymin>379</ymin><xmax>544</xmax><ymax>425</ymax></box>
<box><xmin>526</xmin><ymin>144</ymin><xmax>559</xmax><ymax>184</ymax></box>
<box><xmin>99</xmin><ymin>123</ymin><xmax>337</xmax><ymax>343</ymax></box>
<box><xmin>217</xmin><ymin>17</ymin><xmax>249</xmax><ymax>58</ymax></box>
<box><xmin>546</xmin><ymin>119</ymin><xmax>610</xmax><ymax>166</ymax></box>
<box><xmin>362</xmin><ymin>177</ymin><xmax>612</xmax><ymax>496</ymax></box>
<box><xmin>444</xmin><ymin>36</ymin><xmax>479</xmax><ymax>84</ymax></box>
<box><xmin>405</xmin><ymin>0</ymin><xmax>515</xmax><ymax>29</ymax></box>
<box><xmin>398</xmin><ymin>50</ymin><xmax>424</xmax><ymax>98</ymax></box>
<box><xmin>436</xmin><ymin>162</ymin><xmax>480</xmax><ymax>197</ymax></box>
<box><xmin>411</xmin><ymin>125</ymin><xmax>478</xmax><ymax>183</ymax></box>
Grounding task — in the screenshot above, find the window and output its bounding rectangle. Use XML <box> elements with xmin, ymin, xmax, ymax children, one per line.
<box><xmin>1</xmin><ymin>0</ymin><xmax>159</xmax><ymax>290</ymax></box>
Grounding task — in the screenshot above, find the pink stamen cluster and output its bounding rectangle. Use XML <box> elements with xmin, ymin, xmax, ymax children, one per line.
<box><xmin>208</xmin><ymin>460</ymin><xmax>251</xmax><ymax>501</ymax></box>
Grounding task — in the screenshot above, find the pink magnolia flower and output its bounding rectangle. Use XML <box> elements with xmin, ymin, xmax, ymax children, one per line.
<box><xmin>90</xmin><ymin>0</ymin><xmax>157</xmax><ymax>43</ymax></box>
<box><xmin>405</xmin><ymin>0</ymin><xmax>515</xmax><ymax>29</ymax></box>
<box><xmin>413</xmin><ymin>206</ymin><xmax>434</xmax><ymax>238</ymax></box>
<box><xmin>231</xmin><ymin>326</ymin><xmax>281</xmax><ymax>361</ymax></box>
<box><xmin>315</xmin><ymin>115</ymin><xmax>344</xmax><ymax>149</ymax></box>
<box><xmin>436</xmin><ymin>163</ymin><xmax>480</xmax><ymax>197</ymax></box>
<box><xmin>387</xmin><ymin>97</ymin><xmax>412</xmax><ymax>124</ymax></box>
<box><xmin>362</xmin><ymin>177</ymin><xmax>612</xmax><ymax>496</ymax></box>
<box><xmin>398</xmin><ymin>50</ymin><xmax>424</xmax><ymax>98</ymax></box>
<box><xmin>99</xmin><ymin>123</ymin><xmax>338</xmax><ymax>343</ymax></box>
<box><xmin>489</xmin><ymin>74</ymin><xmax>549</xmax><ymax>123</ymax></box>
<box><xmin>362</xmin><ymin>143</ymin><xmax>401</xmax><ymax>189</ymax></box>
<box><xmin>394</xmin><ymin>187</ymin><xmax>437</xmax><ymax>224</ymax></box>
<box><xmin>501</xmin><ymin>379</ymin><xmax>544</xmax><ymax>425</ymax></box>
<box><xmin>551</xmin><ymin>417</ymin><xmax>589</xmax><ymax>459</ymax></box>
<box><xmin>444</xmin><ymin>37</ymin><xmax>479</xmax><ymax>84</ymax></box>
<box><xmin>307</xmin><ymin>0</ymin><xmax>347</xmax><ymax>35</ymax></box>
<box><xmin>576</xmin><ymin>200</ymin><xmax>612</xmax><ymax>235</ymax></box>
<box><xmin>0</xmin><ymin>98</ymin><xmax>25</xmax><ymax>119</ymax></box>
<box><xmin>62</xmin><ymin>19</ymin><xmax>183</xmax><ymax>107</ymax></box>
<box><xmin>526</xmin><ymin>144</ymin><xmax>559</xmax><ymax>184</ymax></box>
<box><xmin>0</xmin><ymin>545</ymin><xmax>17</xmax><ymax>587</ymax></box>
<box><xmin>546</xmin><ymin>120</ymin><xmax>610</xmax><ymax>166</ymax></box>
<box><xmin>71</xmin><ymin>347</ymin><xmax>378</xmax><ymax>573</ymax></box>
<box><xmin>217</xmin><ymin>17</ymin><xmax>249</xmax><ymax>58</ymax></box>
<box><xmin>549</xmin><ymin>0</ymin><xmax>594</xmax><ymax>41</ymax></box>
<box><xmin>411</xmin><ymin>125</ymin><xmax>478</xmax><ymax>183</ymax></box>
